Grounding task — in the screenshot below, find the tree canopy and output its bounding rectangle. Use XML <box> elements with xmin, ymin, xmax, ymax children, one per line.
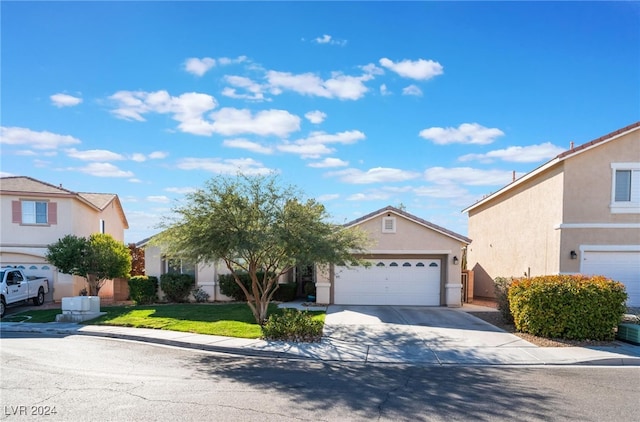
<box><xmin>46</xmin><ymin>233</ymin><xmax>132</xmax><ymax>295</ymax></box>
<box><xmin>154</xmin><ymin>174</ymin><xmax>368</xmax><ymax>324</ymax></box>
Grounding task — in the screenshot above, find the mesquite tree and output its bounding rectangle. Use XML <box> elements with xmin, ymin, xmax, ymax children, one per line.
<box><xmin>154</xmin><ymin>174</ymin><xmax>368</xmax><ymax>325</ymax></box>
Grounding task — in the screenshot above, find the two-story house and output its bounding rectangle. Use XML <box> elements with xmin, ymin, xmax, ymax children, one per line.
<box><xmin>463</xmin><ymin>122</ymin><xmax>640</xmax><ymax>307</ymax></box>
<box><xmin>0</xmin><ymin>176</ymin><xmax>129</xmax><ymax>302</ymax></box>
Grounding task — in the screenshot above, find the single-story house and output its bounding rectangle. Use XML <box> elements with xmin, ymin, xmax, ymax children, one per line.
<box><xmin>139</xmin><ymin>206</ymin><xmax>471</xmax><ymax>307</ymax></box>
<box><xmin>463</xmin><ymin>121</ymin><xmax>640</xmax><ymax>306</ymax></box>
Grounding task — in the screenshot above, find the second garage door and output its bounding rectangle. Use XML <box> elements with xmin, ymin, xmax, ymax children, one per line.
<box><xmin>581</xmin><ymin>250</ymin><xmax>640</xmax><ymax>307</ymax></box>
<box><xmin>334</xmin><ymin>259</ymin><xmax>441</xmax><ymax>306</ymax></box>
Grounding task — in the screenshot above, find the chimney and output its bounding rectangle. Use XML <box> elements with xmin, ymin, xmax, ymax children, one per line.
<box><xmin>512</xmin><ymin>170</ymin><xmax>516</xmax><ymax>182</ymax></box>
<box><xmin>569</xmin><ymin>141</ymin><xmax>574</xmax><ymax>150</ymax></box>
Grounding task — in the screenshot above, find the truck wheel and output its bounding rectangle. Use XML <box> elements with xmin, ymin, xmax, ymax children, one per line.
<box><xmin>0</xmin><ymin>298</ymin><xmax>5</xmax><ymax>318</ymax></box>
<box><xmin>33</xmin><ymin>288</ymin><xmax>45</xmax><ymax>306</ymax></box>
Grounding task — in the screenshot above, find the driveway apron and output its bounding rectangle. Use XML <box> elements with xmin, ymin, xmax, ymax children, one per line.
<box><xmin>323</xmin><ymin>305</ymin><xmax>537</xmax><ymax>364</ymax></box>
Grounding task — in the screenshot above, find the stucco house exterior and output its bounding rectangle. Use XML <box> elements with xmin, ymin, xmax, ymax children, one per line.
<box><xmin>140</xmin><ymin>206</ymin><xmax>470</xmax><ymax>307</ymax></box>
<box><xmin>0</xmin><ymin>176</ymin><xmax>129</xmax><ymax>302</ymax></box>
<box><xmin>463</xmin><ymin>122</ymin><xmax>640</xmax><ymax>307</ymax></box>
<box><xmin>315</xmin><ymin>206</ymin><xmax>471</xmax><ymax>307</ymax></box>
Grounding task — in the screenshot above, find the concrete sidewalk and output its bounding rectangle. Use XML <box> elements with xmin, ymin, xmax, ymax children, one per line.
<box><xmin>1</xmin><ymin>303</ymin><xmax>639</xmax><ymax>366</ymax></box>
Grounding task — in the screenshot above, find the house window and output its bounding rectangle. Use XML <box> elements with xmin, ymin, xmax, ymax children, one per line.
<box><xmin>611</xmin><ymin>163</ymin><xmax>640</xmax><ymax>213</ymax></box>
<box><xmin>22</xmin><ymin>201</ymin><xmax>48</xmax><ymax>224</ymax></box>
<box><xmin>165</xmin><ymin>258</ymin><xmax>196</xmax><ymax>278</ymax></box>
<box><xmin>382</xmin><ymin>216</ymin><xmax>396</xmax><ymax>233</ymax></box>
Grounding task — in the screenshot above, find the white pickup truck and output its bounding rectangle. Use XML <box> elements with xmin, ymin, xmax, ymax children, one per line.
<box><xmin>0</xmin><ymin>267</ymin><xmax>49</xmax><ymax>317</ymax></box>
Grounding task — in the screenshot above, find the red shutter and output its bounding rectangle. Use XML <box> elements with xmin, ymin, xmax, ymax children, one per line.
<box><xmin>12</xmin><ymin>201</ymin><xmax>22</xmax><ymax>223</ymax></box>
<box><xmin>48</xmin><ymin>202</ymin><xmax>57</xmax><ymax>225</ymax></box>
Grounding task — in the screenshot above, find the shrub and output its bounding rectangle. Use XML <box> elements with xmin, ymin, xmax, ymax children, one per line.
<box><xmin>493</xmin><ymin>277</ymin><xmax>514</xmax><ymax>324</ymax></box>
<box><xmin>272</xmin><ymin>282</ymin><xmax>297</xmax><ymax>302</ymax></box>
<box><xmin>160</xmin><ymin>273</ymin><xmax>195</xmax><ymax>302</ymax></box>
<box><xmin>508</xmin><ymin>275</ymin><xmax>627</xmax><ymax>340</ymax></box>
<box><xmin>128</xmin><ymin>275</ymin><xmax>158</xmax><ymax>304</ymax></box>
<box><xmin>192</xmin><ymin>287</ymin><xmax>210</xmax><ymax>303</ymax></box>
<box><xmin>218</xmin><ymin>271</ymin><xmax>276</xmax><ymax>301</ymax></box>
<box><xmin>261</xmin><ymin>308</ymin><xmax>323</xmax><ymax>342</ymax></box>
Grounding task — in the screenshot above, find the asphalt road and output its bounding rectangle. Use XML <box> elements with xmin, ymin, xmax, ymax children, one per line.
<box><xmin>1</xmin><ymin>332</ymin><xmax>638</xmax><ymax>421</ymax></box>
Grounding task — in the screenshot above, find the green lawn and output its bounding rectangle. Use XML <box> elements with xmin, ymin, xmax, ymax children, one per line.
<box><xmin>1</xmin><ymin>303</ymin><xmax>325</xmax><ymax>339</ymax></box>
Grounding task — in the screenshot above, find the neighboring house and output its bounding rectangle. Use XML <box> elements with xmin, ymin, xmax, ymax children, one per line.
<box><xmin>463</xmin><ymin>122</ymin><xmax>640</xmax><ymax>307</ymax></box>
<box><xmin>0</xmin><ymin>176</ymin><xmax>129</xmax><ymax>302</ymax></box>
<box><xmin>140</xmin><ymin>206</ymin><xmax>471</xmax><ymax>307</ymax></box>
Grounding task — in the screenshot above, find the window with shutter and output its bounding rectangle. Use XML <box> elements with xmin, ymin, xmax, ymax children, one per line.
<box><xmin>20</xmin><ymin>200</ymin><xmax>50</xmax><ymax>224</ymax></box>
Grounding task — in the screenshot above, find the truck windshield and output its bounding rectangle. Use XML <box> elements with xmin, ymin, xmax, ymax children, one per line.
<box><xmin>0</xmin><ymin>271</ymin><xmax>4</xmax><ymax>281</ymax></box>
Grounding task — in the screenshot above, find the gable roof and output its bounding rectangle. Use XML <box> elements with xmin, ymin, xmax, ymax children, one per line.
<box><xmin>0</xmin><ymin>176</ymin><xmax>129</xmax><ymax>229</ymax></box>
<box><xmin>462</xmin><ymin>121</ymin><xmax>640</xmax><ymax>214</ymax></box>
<box><xmin>345</xmin><ymin>205</ymin><xmax>471</xmax><ymax>244</ymax></box>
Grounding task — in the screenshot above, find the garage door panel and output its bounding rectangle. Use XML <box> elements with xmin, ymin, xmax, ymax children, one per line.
<box><xmin>334</xmin><ymin>259</ymin><xmax>441</xmax><ymax>306</ymax></box>
<box><xmin>581</xmin><ymin>251</ymin><xmax>640</xmax><ymax>307</ymax></box>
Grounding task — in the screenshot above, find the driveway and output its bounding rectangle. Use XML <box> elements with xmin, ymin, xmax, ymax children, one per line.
<box><xmin>323</xmin><ymin>305</ymin><xmax>537</xmax><ymax>364</ymax></box>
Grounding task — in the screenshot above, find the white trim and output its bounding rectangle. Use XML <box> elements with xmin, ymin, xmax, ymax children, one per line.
<box><xmin>610</xmin><ymin>162</ymin><xmax>640</xmax><ymax>213</ymax></box>
<box><xmin>382</xmin><ymin>216</ymin><xmax>396</xmax><ymax>233</ymax></box>
<box><xmin>555</xmin><ymin>223</ymin><xmax>640</xmax><ymax>229</ymax></box>
<box><xmin>579</xmin><ymin>245</ymin><xmax>640</xmax><ymax>253</ymax></box>
<box><xmin>364</xmin><ymin>249</ymin><xmax>453</xmax><ymax>255</ymax></box>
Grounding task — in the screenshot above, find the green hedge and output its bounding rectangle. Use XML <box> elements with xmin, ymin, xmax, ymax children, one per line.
<box><xmin>508</xmin><ymin>275</ymin><xmax>627</xmax><ymax>340</ymax></box>
<box><xmin>493</xmin><ymin>276</ymin><xmax>514</xmax><ymax>324</ymax></box>
<box><xmin>261</xmin><ymin>308</ymin><xmax>323</xmax><ymax>342</ymax></box>
<box><xmin>128</xmin><ymin>276</ymin><xmax>158</xmax><ymax>305</ymax></box>
<box><xmin>160</xmin><ymin>273</ymin><xmax>195</xmax><ymax>303</ymax></box>
<box><xmin>219</xmin><ymin>272</ymin><xmax>280</xmax><ymax>301</ymax></box>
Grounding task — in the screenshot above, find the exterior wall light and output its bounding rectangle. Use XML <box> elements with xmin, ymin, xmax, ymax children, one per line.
<box><xmin>452</xmin><ymin>256</ymin><xmax>459</xmax><ymax>265</ymax></box>
<box><xmin>570</xmin><ymin>250</ymin><xmax>577</xmax><ymax>260</ymax></box>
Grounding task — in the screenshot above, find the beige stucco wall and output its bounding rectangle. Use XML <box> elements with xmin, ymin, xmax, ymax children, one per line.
<box><xmin>320</xmin><ymin>212</ymin><xmax>467</xmax><ymax>306</ymax></box>
<box><xmin>467</xmin><ymin>166</ymin><xmax>564</xmax><ymax>298</ymax></box>
<box><xmin>562</xmin><ymin>130</ymin><xmax>640</xmax><ymax>224</ymax></box>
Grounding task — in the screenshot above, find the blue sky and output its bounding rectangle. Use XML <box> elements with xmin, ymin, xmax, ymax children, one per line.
<box><xmin>2</xmin><ymin>1</ymin><xmax>639</xmax><ymax>244</ymax></box>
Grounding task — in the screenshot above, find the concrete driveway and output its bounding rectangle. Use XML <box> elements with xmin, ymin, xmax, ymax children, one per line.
<box><xmin>323</xmin><ymin>305</ymin><xmax>537</xmax><ymax>364</ymax></box>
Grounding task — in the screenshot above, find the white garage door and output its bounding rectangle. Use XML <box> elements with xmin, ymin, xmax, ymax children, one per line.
<box><xmin>581</xmin><ymin>251</ymin><xmax>640</xmax><ymax>307</ymax></box>
<box><xmin>334</xmin><ymin>259</ymin><xmax>441</xmax><ymax>306</ymax></box>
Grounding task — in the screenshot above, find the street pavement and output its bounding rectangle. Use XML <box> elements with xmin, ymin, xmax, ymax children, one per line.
<box><xmin>1</xmin><ymin>302</ymin><xmax>639</xmax><ymax>366</ymax></box>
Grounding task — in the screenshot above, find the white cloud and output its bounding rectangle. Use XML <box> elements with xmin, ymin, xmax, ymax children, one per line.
<box><xmin>222</xmin><ymin>75</ymin><xmax>267</xmax><ymax>101</ymax></box>
<box><xmin>165</xmin><ymin>186</ymin><xmax>197</xmax><ymax>194</ymax></box>
<box><xmin>50</xmin><ymin>93</ymin><xmax>82</xmax><ymax>107</ymax></box>
<box><xmin>130</xmin><ymin>153</ymin><xmax>147</xmax><ymax>162</ymax></box>
<box><xmin>361</xmin><ymin>63</ymin><xmax>385</xmax><ymax>77</ymax></box>
<box><xmin>419</xmin><ymin>123</ymin><xmax>504</xmax><ymax>145</ymax></box>
<box><xmin>295</xmin><ymin>130</ymin><xmax>365</xmax><ymax>145</ymax></box>
<box><xmin>266</xmin><ymin>70</ymin><xmax>370</xmax><ymax>100</ymax></box>
<box><xmin>109</xmin><ymin>90</ymin><xmax>217</xmax><ymax>134</ymax></box>
<box><xmin>148</xmin><ymin>151</ymin><xmax>168</xmax><ymax>159</ymax></box>
<box><xmin>413</xmin><ymin>183</ymin><xmax>471</xmax><ymax>199</ymax></box>
<box><xmin>347</xmin><ymin>191</ymin><xmax>392</xmax><ymax>201</ymax></box>
<box><xmin>66</xmin><ymin>148</ymin><xmax>124</xmax><ymax>161</ymax></box>
<box><xmin>328</xmin><ymin>167</ymin><xmax>420</xmax><ymax>184</ymax></box>
<box><xmin>0</xmin><ymin>126</ymin><xmax>81</xmax><ymax>149</ymax></box>
<box><xmin>402</xmin><ymin>85</ymin><xmax>423</xmax><ymax>96</ymax></box>
<box><xmin>379</xmin><ymin>58</ymin><xmax>443</xmax><ymax>80</ymax></box>
<box><xmin>380</xmin><ymin>84</ymin><xmax>391</xmax><ymax>96</ymax></box>
<box><xmin>314</xmin><ymin>34</ymin><xmax>346</xmax><ymax>46</ymax></box>
<box><xmin>146</xmin><ymin>195</ymin><xmax>171</xmax><ymax>203</ymax></box>
<box><xmin>1</xmin><ymin>171</ymin><xmax>15</xmax><ymax>177</ymax></box>
<box><xmin>458</xmin><ymin>142</ymin><xmax>565</xmax><ymax>163</ymax></box>
<box><xmin>424</xmin><ymin>167</ymin><xmax>517</xmax><ymax>186</ymax></box>
<box><xmin>308</xmin><ymin>158</ymin><xmax>349</xmax><ymax>168</ymax></box>
<box><xmin>305</xmin><ymin>110</ymin><xmax>327</xmax><ymax>124</ymax></box>
<box><xmin>209</xmin><ymin>108</ymin><xmax>301</xmax><ymax>137</ymax></box>
<box><xmin>223</xmin><ymin>138</ymin><xmax>273</xmax><ymax>154</ymax></box>
<box><xmin>176</xmin><ymin>157</ymin><xmax>272</xmax><ymax>175</ymax></box>
<box><xmin>184</xmin><ymin>57</ymin><xmax>216</xmax><ymax>76</ymax></box>
<box><xmin>75</xmin><ymin>162</ymin><xmax>135</xmax><ymax>178</ymax></box>
<box><xmin>317</xmin><ymin>193</ymin><xmax>340</xmax><ymax>201</ymax></box>
<box><xmin>217</xmin><ymin>56</ymin><xmax>248</xmax><ymax>66</ymax></box>
<box><xmin>277</xmin><ymin>143</ymin><xmax>335</xmax><ymax>158</ymax></box>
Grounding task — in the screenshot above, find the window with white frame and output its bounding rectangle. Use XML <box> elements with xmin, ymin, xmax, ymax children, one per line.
<box><xmin>611</xmin><ymin>163</ymin><xmax>640</xmax><ymax>213</ymax></box>
<box><xmin>22</xmin><ymin>201</ymin><xmax>48</xmax><ymax>224</ymax></box>
<box><xmin>164</xmin><ymin>257</ymin><xmax>197</xmax><ymax>278</ymax></box>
